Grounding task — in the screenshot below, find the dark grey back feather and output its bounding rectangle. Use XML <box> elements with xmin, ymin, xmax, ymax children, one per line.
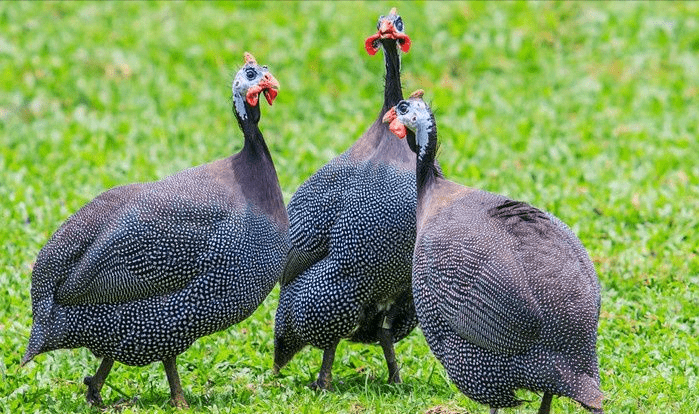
<box><xmin>413</xmin><ymin>185</ymin><xmax>602</xmax><ymax>410</ymax></box>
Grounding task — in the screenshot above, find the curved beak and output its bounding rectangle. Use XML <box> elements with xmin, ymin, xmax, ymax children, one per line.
<box><xmin>382</xmin><ymin>107</ymin><xmax>397</xmax><ymax>124</ymax></box>
<box><xmin>246</xmin><ymin>72</ymin><xmax>280</xmax><ymax>106</ymax></box>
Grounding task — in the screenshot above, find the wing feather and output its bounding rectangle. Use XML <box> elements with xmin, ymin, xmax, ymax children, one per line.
<box><xmin>421</xmin><ymin>229</ymin><xmax>542</xmax><ymax>355</ymax></box>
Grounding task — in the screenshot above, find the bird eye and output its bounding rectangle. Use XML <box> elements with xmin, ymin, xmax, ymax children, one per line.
<box><xmin>397</xmin><ymin>101</ymin><xmax>409</xmax><ymax>115</ymax></box>
<box><xmin>245</xmin><ymin>68</ymin><xmax>256</xmax><ymax>80</ymax></box>
<box><xmin>395</xmin><ymin>17</ymin><xmax>403</xmax><ymax>31</ymax></box>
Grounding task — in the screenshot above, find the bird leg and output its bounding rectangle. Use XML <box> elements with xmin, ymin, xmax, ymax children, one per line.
<box><xmin>83</xmin><ymin>357</ymin><xmax>114</xmax><ymax>406</ymax></box>
<box><xmin>489</xmin><ymin>409</ymin><xmax>499</xmax><ymax>414</ymax></box>
<box><xmin>163</xmin><ymin>356</ymin><xmax>189</xmax><ymax>408</ymax></box>
<box><xmin>310</xmin><ymin>342</ymin><xmax>338</xmax><ymax>391</ymax></box>
<box><xmin>378</xmin><ymin>326</ymin><xmax>401</xmax><ymax>384</ymax></box>
<box><xmin>538</xmin><ymin>392</ymin><xmax>553</xmax><ymax>414</ymax></box>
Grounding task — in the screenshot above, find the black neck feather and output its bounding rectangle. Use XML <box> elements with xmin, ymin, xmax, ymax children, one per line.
<box><xmin>234</xmin><ymin>99</ymin><xmax>261</xmax><ymax>132</ymax></box>
<box><xmin>231</xmin><ymin>99</ymin><xmax>285</xmax><ymax>226</ymax></box>
<box><xmin>382</xmin><ymin>39</ymin><xmax>403</xmax><ymax>110</ymax></box>
<box><xmin>408</xmin><ymin>126</ymin><xmax>442</xmax><ymax>197</ymax></box>
<box><xmin>232</xmin><ymin>97</ymin><xmax>269</xmax><ymax>158</ymax></box>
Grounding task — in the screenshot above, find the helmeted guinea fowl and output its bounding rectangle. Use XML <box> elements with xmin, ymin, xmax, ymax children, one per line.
<box><xmin>273</xmin><ymin>8</ymin><xmax>427</xmax><ymax>389</ymax></box>
<box><xmin>383</xmin><ymin>90</ymin><xmax>603</xmax><ymax>414</ymax></box>
<box><xmin>21</xmin><ymin>53</ymin><xmax>288</xmax><ymax>408</ymax></box>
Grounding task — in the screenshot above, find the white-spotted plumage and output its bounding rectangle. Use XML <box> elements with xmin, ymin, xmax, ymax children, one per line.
<box><xmin>385</xmin><ymin>93</ymin><xmax>603</xmax><ymax>413</ymax></box>
<box><xmin>274</xmin><ymin>9</ymin><xmax>427</xmax><ymax>389</ymax></box>
<box><xmin>22</xmin><ymin>53</ymin><xmax>287</xmax><ymax>408</ymax></box>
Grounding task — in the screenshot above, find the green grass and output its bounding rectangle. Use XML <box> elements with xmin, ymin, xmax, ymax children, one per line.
<box><xmin>1</xmin><ymin>1</ymin><xmax>698</xmax><ymax>413</ymax></box>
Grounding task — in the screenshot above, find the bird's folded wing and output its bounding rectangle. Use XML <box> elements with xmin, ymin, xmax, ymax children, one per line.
<box><xmin>427</xmin><ymin>238</ymin><xmax>542</xmax><ymax>355</ymax></box>
<box><xmin>281</xmin><ymin>167</ymin><xmax>343</xmax><ymax>287</ymax></box>
<box><xmin>280</xmin><ymin>245</ymin><xmax>329</xmax><ymax>287</ymax></box>
<box><xmin>54</xmin><ymin>214</ymin><xmax>212</xmax><ymax>305</ymax></box>
<box><xmin>49</xmin><ymin>188</ymin><xmax>223</xmax><ymax>306</ymax></box>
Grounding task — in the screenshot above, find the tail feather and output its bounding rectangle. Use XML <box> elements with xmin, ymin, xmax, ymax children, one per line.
<box><xmin>516</xmin><ymin>350</ymin><xmax>603</xmax><ymax>413</ymax></box>
<box><xmin>273</xmin><ymin>333</ymin><xmax>306</xmax><ymax>374</ymax></box>
<box><xmin>573</xmin><ymin>373</ymin><xmax>603</xmax><ymax>412</ymax></box>
<box><xmin>21</xmin><ymin>323</ymin><xmax>45</xmax><ymax>366</ymax></box>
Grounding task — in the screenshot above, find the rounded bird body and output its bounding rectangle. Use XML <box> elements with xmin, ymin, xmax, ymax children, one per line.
<box><xmin>281</xmin><ymin>154</ymin><xmax>417</xmax><ymax>349</ymax></box>
<box><xmin>23</xmin><ymin>53</ymin><xmax>287</xmax><ymax>408</ymax></box>
<box><xmin>384</xmin><ymin>92</ymin><xmax>603</xmax><ymax>413</ymax></box>
<box><xmin>274</xmin><ymin>9</ymin><xmax>427</xmax><ymax>388</ymax></box>
<box><xmin>29</xmin><ymin>165</ymin><xmax>286</xmax><ymax>365</ymax></box>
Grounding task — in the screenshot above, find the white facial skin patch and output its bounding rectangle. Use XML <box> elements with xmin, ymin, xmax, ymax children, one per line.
<box><xmin>232</xmin><ymin>65</ymin><xmax>271</xmax><ymax>120</ymax></box>
<box><xmin>396</xmin><ymin>100</ymin><xmax>433</xmax><ymax>159</ymax></box>
<box><xmin>232</xmin><ymin>67</ymin><xmax>257</xmax><ymax>120</ymax></box>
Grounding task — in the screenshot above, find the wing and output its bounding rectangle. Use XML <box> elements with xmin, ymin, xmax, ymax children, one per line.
<box><xmin>280</xmin><ymin>162</ymin><xmax>345</xmax><ymax>286</ymax></box>
<box><xmin>281</xmin><ymin>246</ymin><xmax>327</xmax><ymax>287</ymax></box>
<box><xmin>40</xmin><ymin>184</ymin><xmax>223</xmax><ymax>306</ymax></box>
<box><xmin>421</xmin><ymin>230</ymin><xmax>542</xmax><ymax>355</ymax></box>
<box><xmin>489</xmin><ymin>199</ymin><xmax>549</xmax><ymax>223</ymax></box>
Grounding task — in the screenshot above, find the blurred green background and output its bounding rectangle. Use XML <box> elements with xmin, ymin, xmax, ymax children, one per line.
<box><xmin>1</xmin><ymin>1</ymin><xmax>697</xmax><ymax>413</ymax></box>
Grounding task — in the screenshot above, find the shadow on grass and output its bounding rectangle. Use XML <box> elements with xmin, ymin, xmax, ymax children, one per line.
<box><xmin>271</xmin><ymin>369</ymin><xmax>449</xmax><ymax>397</ymax></box>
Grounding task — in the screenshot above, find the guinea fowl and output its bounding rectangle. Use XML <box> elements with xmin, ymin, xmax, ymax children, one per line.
<box><xmin>21</xmin><ymin>53</ymin><xmax>288</xmax><ymax>408</ymax></box>
<box><xmin>274</xmin><ymin>8</ymin><xmax>426</xmax><ymax>389</ymax></box>
<box><xmin>383</xmin><ymin>90</ymin><xmax>603</xmax><ymax>414</ymax></box>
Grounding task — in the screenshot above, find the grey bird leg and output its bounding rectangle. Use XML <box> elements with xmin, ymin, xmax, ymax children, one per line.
<box><xmin>538</xmin><ymin>392</ymin><xmax>553</xmax><ymax>414</ymax></box>
<box><xmin>83</xmin><ymin>357</ymin><xmax>114</xmax><ymax>405</ymax></box>
<box><xmin>310</xmin><ymin>341</ymin><xmax>338</xmax><ymax>390</ymax></box>
<box><xmin>163</xmin><ymin>356</ymin><xmax>188</xmax><ymax>408</ymax></box>
<box><xmin>378</xmin><ymin>327</ymin><xmax>401</xmax><ymax>384</ymax></box>
<box><xmin>489</xmin><ymin>408</ymin><xmax>498</xmax><ymax>414</ymax></box>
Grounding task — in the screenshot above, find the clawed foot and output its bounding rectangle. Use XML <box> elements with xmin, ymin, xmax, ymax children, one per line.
<box><xmin>387</xmin><ymin>372</ymin><xmax>402</xmax><ymax>384</ymax></box>
<box><xmin>309</xmin><ymin>379</ymin><xmax>333</xmax><ymax>391</ymax></box>
<box><xmin>170</xmin><ymin>393</ymin><xmax>189</xmax><ymax>409</ymax></box>
<box><xmin>83</xmin><ymin>375</ymin><xmax>104</xmax><ymax>406</ymax></box>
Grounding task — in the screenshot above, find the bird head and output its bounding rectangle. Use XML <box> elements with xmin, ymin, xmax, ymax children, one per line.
<box><xmin>232</xmin><ymin>52</ymin><xmax>280</xmax><ymax>110</ymax></box>
<box><xmin>364</xmin><ymin>8</ymin><xmax>411</xmax><ymax>55</ymax></box>
<box><xmin>383</xmin><ymin>89</ymin><xmax>436</xmax><ymax>158</ymax></box>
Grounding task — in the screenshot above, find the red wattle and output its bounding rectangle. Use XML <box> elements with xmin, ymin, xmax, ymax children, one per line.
<box><xmin>263</xmin><ymin>88</ymin><xmax>277</xmax><ymax>106</ymax></box>
<box><xmin>389</xmin><ymin>118</ymin><xmax>407</xmax><ymax>139</ymax></box>
<box><xmin>365</xmin><ymin>34</ymin><xmax>381</xmax><ymax>55</ymax></box>
<box><xmin>396</xmin><ymin>33</ymin><xmax>411</xmax><ymax>53</ymax></box>
<box><xmin>246</xmin><ymin>85</ymin><xmax>261</xmax><ymax>106</ymax></box>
